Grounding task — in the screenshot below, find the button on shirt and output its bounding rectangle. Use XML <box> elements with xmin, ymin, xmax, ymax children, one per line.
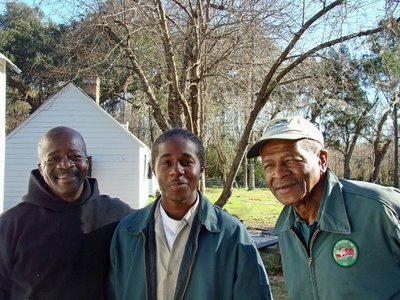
<box><xmin>155</xmin><ymin>196</ymin><xmax>199</xmax><ymax>300</ymax></box>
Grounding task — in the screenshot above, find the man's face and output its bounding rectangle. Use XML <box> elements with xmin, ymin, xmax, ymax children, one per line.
<box><xmin>154</xmin><ymin>136</ymin><xmax>203</xmax><ymax>207</ymax></box>
<box><xmin>260</xmin><ymin>139</ymin><xmax>327</xmax><ymax>207</ymax></box>
<box><xmin>38</xmin><ymin>133</ymin><xmax>89</xmax><ymax>202</ymax></box>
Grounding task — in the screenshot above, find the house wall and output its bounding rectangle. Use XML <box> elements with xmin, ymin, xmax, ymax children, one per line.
<box><xmin>4</xmin><ymin>83</ymin><xmax>150</xmax><ymax>210</ymax></box>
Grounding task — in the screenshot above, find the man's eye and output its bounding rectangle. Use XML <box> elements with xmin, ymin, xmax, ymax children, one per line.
<box><xmin>286</xmin><ymin>158</ymin><xmax>299</xmax><ymax>164</ymax></box>
<box><xmin>263</xmin><ymin>163</ymin><xmax>272</xmax><ymax>170</ymax></box>
<box><xmin>71</xmin><ymin>155</ymin><xmax>83</xmax><ymax>160</ymax></box>
<box><xmin>180</xmin><ymin>160</ymin><xmax>192</xmax><ymax>166</ymax></box>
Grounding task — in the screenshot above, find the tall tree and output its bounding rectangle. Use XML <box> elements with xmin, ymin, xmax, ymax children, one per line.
<box><xmin>361</xmin><ymin>17</ymin><xmax>400</xmax><ymax>183</ymax></box>
<box><xmin>305</xmin><ymin>46</ymin><xmax>374</xmax><ymax>179</ymax></box>
<box><xmin>0</xmin><ymin>2</ymin><xmax>65</xmax><ymax>132</ymax></box>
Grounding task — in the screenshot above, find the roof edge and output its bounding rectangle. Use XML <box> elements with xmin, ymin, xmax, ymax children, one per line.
<box><xmin>0</xmin><ymin>52</ymin><xmax>21</xmax><ymax>74</ymax></box>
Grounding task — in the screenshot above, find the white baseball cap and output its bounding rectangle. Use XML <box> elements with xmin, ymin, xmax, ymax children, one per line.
<box><xmin>247</xmin><ymin>116</ymin><xmax>324</xmax><ymax>158</ymax></box>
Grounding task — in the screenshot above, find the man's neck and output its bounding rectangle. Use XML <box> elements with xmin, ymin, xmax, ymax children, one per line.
<box><xmin>295</xmin><ymin>174</ymin><xmax>326</xmax><ymax>225</ymax></box>
<box><xmin>160</xmin><ymin>192</ymin><xmax>199</xmax><ymax>220</ymax></box>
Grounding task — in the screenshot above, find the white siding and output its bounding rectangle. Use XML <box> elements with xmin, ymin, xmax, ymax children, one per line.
<box><xmin>0</xmin><ymin>58</ymin><xmax>6</xmax><ymax>213</ymax></box>
<box><xmin>4</xmin><ymin>83</ymin><xmax>150</xmax><ymax>210</ymax></box>
<box><xmin>1</xmin><ymin>54</ymin><xmax>21</xmax><ymax>213</ymax></box>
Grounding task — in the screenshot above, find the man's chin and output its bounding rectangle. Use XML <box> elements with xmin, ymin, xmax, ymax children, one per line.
<box><xmin>56</xmin><ymin>190</ymin><xmax>81</xmax><ymax>202</ymax></box>
<box><xmin>274</xmin><ymin>193</ymin><xmax>299</xmax><ymax>206</ymax></box>
<box><xmin>52</xmin><ymin>182</ymin><xmax>82</xmax><ymax>200</ymax></box>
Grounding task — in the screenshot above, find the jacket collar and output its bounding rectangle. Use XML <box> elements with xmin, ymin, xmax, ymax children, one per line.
<box><xmin>272</xmin><ymin>169</ymin><xmax>351</xmax><ymax>235</ymax></box>
<box><xmin>127</xmin><ymin>191</ymin><xmax>220</xmax><ymax>234</ymax></box>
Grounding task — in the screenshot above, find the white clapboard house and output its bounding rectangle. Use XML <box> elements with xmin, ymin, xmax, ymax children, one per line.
<box><xmin>1</xmin><ymin>53</ymin><xmax>21</xmax><ymax>213</ymax></box>
<box><xmin>4</xmin><ymin>77</ymin><xmax>156</xmax><ymax>211</ymax></box>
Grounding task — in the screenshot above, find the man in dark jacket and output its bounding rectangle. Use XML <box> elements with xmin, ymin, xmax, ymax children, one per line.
<box><xmin>0</xmin><ymin>126</ymin><xmax>132</xmax><ymax>300</ymax></box>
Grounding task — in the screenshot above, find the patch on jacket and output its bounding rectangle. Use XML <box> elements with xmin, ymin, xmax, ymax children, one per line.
<box><xmin>332</xmin><ymin>239</ymin><xmax>358</xmax><ymax>267</ymax></box>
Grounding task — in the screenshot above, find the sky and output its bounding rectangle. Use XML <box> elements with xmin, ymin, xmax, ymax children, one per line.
<box><xmin>292</xmin><ymin>1</ymin><xmax>393</xmax><ymax>56</ymax></box>
<box><xmin>0</xmin><ymin>0</ymin><xmax>394</xmax><ymax>25</ymax></box>
<box><xmin>0</xmin><ymin>0</ymin><xmax>87</xmax><ymax>23</ymax></box>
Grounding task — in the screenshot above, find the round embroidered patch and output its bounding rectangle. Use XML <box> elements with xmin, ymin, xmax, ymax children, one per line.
<box><xmin>332</xmin><ymin>239</ymin><xmax>358</xmax><ymax>267</ymax></box>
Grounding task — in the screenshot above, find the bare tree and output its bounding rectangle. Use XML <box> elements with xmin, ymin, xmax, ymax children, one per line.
<box><xmin>215</xmin><ymin>1</ymin><xmax>399</xmax><ymax>206</ymax></box>
<box><xmin>92</xmin><ymin>0</ymin><xmax>273</xmax><ymax>138</ymax></box>
<box><xmin>369</xmin><ymin>99</ymin><xmax>395</xmax><ymax>182</ymax></box>
<box><xmin>359</xmin><ymin>17</ymin><xmax>400</xmax><ymax>183</ymax></box>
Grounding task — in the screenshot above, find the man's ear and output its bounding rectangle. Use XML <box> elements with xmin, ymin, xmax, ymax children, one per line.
<box><xmin>38</xmin><ymin>163</ymin><xmax>44</xmax><ymax>176</ymax></box>
<box><xmin>319</xmin><ymin>149</ymin><xmax>328</xmax><ymax>172</ymax></box>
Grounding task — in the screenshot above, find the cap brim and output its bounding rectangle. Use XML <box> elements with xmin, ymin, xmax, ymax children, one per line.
<box><xmin>247</xmin><ymin>139</ymin><xmax>268</xmax><ymax>159</ymax></box>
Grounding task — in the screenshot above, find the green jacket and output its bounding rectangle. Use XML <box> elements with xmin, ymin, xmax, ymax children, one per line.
<box><xmin>273</xmin><ymin>169</ymin><xmax>400</xmax><ymax>300</ymax></box>
<box><xmin>108</xmin><ymin>191</ymin><xmax>272</xmax><ymax>300</ymax></box>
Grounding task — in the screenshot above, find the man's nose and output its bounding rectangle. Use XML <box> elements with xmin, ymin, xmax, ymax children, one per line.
<box><xmin>273</xmin><ymin>163</ymin><xmax>290</xmax><ymax>178</ymax></box>
<box><xmin>170</xmin><ymin>162</ymin><xmax>184</xmax><ymax>175</ymax></box>
<box><xmin>58</xmin><ymin>156</ymin><xmax>73</xmax><ymax>168</ymax></box>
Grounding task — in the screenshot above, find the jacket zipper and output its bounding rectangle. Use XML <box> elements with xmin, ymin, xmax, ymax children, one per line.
<box><xmin>291</xmin><ymin>227</ymin><xmax>321</xmax><ymax>300</ymax></box>
<box><xmin>308</xmin><ymin>228</ymin><xmax>320</xmax><ymax>300</ymax></box>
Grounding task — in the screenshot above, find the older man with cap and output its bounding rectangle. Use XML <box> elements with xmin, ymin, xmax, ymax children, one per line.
<box><xmin>247</xmin><ymin>116</ymin><xmax>400</xmax><ymax>299</ymax></box>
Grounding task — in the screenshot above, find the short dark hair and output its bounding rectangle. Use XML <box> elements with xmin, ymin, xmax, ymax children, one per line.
<box><xmin>151</xmin><ymin>128</ymin><xmax>205</xmax><ymax>169</ymax></box>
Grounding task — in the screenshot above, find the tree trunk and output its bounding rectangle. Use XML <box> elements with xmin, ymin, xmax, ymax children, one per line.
<box><xmin>394</xmin><ymin>102</ymin><xmax>399</xmax><ymax>187</ymax></box>
<box><xmin>370</xmin><ymin>149</ymin><xmax>386</xmax><ymax>182</ymax></box>
<box><xmin>248</xmin><ymin>158</ymin><xmax>255</xmax><ymax>190</ymax></box>
<box><xmin>215</xmin><ymin>105</ymin><xmax>259</xmax><ymax>207</ymax></box>
<box><xmin>369</xmin><ymin>99</ymin><xmax>395</xmax><ymax>182</ymax></box>
<box><xmin>343</xmin><ymin>154</ymin><xmax>351</xmax><ymax>179</ymax></box>
<box><xmin>242</xmin><ymin>154</ymin><xmax>248</xmax><ymax>189</ymax></box>
<box><xmin>200</xmin><ymin>175</ymin><xmax>206</xmax><ymax>193</ymax></box>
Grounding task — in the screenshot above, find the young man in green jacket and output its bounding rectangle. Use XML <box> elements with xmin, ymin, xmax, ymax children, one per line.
<box><xmin>108</xmin><ymin>128</ymin><xmax>272</xmax><ymax>300</ymax></box>
<box><xmin>247</xmin><ymin>116</ymin><xmax>400</xmax><ymax>299</ymax></box>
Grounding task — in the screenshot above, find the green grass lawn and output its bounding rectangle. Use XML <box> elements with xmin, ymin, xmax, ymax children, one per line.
<box><xmin>204</xmin><ymin>187</ymin><xmax>284</xmax><ymax>230</ymax></box>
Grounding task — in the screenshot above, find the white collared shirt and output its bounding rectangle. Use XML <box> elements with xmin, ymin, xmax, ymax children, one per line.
<box><xmin>160</xmin><ymin>196</ymin><xmax>199</xmax><ymax>251</ymax></box>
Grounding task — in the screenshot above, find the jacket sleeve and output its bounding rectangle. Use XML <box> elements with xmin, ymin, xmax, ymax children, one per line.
<box><xmin>107</xmin><ymin>229</ymin><xmax>119</xmax><ymax>300</ymax></box>
<box><xmin>233</xmin><ymin>230</ymin><xmax>273</xmax><ymax>300</ymax></box>
<box><xmin>389</xmin><ymin>211</ymin><xmax>400</xmax><ymax>267</ymax></box>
